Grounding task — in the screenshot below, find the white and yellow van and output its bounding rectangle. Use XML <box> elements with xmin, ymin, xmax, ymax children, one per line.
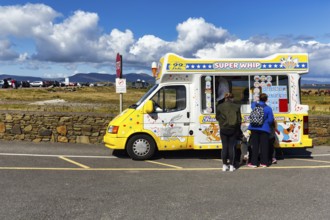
<box><xmin>104</xmin><ymin>53</ymin><xmax>313</xmax><ymax>160</ymax></box>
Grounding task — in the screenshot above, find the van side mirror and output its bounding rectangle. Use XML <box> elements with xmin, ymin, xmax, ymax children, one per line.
<box><xmin>144</xmin><ymin>100</ymin><xmax>154</xmax><ymax>114</ymax></box>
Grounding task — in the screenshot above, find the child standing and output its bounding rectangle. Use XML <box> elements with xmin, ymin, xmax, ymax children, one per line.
<box><xmin>269</xmin><ymin>120</ymin><xmax>279</xmax><ymax>164</ymax></box>
<box><xmin>240</xmin><ymin>124</ymin><xmax>250</xmax><ymax>165</ymax></box>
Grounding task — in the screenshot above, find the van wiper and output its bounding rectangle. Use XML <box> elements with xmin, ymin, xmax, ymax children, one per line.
<box><xmin>128</xmin><ymin>104</ymin><xmax>138</xmax><ymax>109</ymax></box>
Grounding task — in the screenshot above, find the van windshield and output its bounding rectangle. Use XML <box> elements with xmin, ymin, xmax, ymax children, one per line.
<box><xmin>129</xmin><ymin>84</ymin><xmax>159</xmax><ymax>109</ymax></box>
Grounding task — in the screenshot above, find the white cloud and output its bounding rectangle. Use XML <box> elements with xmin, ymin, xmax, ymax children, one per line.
<box><xmin>172</xmin><ymin>17</ymin><xmax>231</xmax><ymax>56</ymax></box>
<box><xmin>129</xmin><ymin>35</ymin><xmax>169</xmax><ymax>62</ymax></box>
<box><xmin>43</xmin><ymin>72</ymin><xmax>68</xmax><ymax>79</ymax></box>
<box><xmin>0</xmin><ymin>39</ymin><xmax>19</xmax><ymax>60</ymax></box>
<box><xmin>194</xmin><ymin>38</ymin><xmax>308</xmax><ymax>59</ymax></box>
<box><xmin>297</xmin><ymin>41</ymin><xmax>330</xmax><ymax>78</ymax></box>
<box><xmin>127</xmin><ymin>17</ymin><xmax>231</xmax><ymax>63</ymax></box>
<box><xmin>96</xmin><ymin>28</ymin><xmax>135</xmax><ymax>60</ymax></box>
<box><xmin>33</xmin><ymin>10</ymin><xmax>100</xmax><ymax>62</ymax></box>
<box><xmin>17</xmin><ymin>52</ymin><xmax>29</xmax><ymax>62</ymax></box>
<box><xmin>0</xmin><ymin>3</ymin><xmax>59</xmax><ymax>37</ymax></box>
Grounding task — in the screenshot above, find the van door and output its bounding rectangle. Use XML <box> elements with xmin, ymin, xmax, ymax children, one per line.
<box><xmin>144</xmin><ymin>85</ymin><xmax>191</xmax><ymax>150</ymax></box>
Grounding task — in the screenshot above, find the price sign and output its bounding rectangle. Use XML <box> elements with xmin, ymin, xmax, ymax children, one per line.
<box><xmin>116</xmin><ymin>78</ymin><xmax>126</xmax><ymax>93</ymax></box>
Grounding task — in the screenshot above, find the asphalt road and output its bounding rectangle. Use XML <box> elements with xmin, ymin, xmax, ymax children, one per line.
<box><xmin>0</xmin><ymin>140</ymin><xmax>329</xmax><ymax>220</ymax></box>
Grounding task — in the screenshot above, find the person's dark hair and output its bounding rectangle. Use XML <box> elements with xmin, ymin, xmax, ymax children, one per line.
<box><xmin>259</xmin><ymin>93</ymin><xmax>268</xmax><ymax>102</ymax></box>
<box><xmin>224</xmin><ymin>92</ymin><xmax>234</xmax><ymax>102</ymax></box>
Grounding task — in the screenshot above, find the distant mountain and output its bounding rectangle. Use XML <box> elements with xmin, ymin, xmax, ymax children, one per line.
<box><xmin>69</xmin><ymin>73</ymin><xmax>115</xmax><ymax>83</ymax></box>
<box><xmin>301</xmin><ymin>79</ymin><xmax>327</xmax><ymax>85</ymax></box>
<box><xmin>124</xmin><ymin>73</ymin><xmax>155</xmax><ymax>84</ymax></box>
<box><xmin>69</xmin><ymin>73</ymin><xmax>155</xmax><ymax>84</ymax></box>
<box><xmin>1</xmin><ymin>73</ymin><xmax>155</xmax><ymax>84</ymax></box>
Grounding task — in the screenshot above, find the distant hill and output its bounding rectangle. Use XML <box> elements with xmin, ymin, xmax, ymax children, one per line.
<box><xmin>0</xmin><ymin>73</ymin><xmax>155</xmax><ymax>84</ymax></box>
<box><xmin>301</xmin><ymin>84</ymin><xmax>330</xmax><ymax>89</ymax></box>
<box><xmin>69</xmin><ymin>73</ymin><xmax>114</xmax><ymax>83</ymax></box>
<box><xmin>124</xmin><ymin>73</ymin><xmax>155</xmax><ymax>84</ymax></box>
<box><xmin>301</xmin><ymin>79</ymin><xmax>322</xmax><ymax>85</ymax></box>
<box><xmin>69</xmin><ymin>73</ymin><xmax>155</xmax><ymax>84</ymax></box>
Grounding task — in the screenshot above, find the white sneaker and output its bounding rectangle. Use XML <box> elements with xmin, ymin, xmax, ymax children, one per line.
<box><xmin>229</xmin><ymin>165</ymin><xmax>236</xmax><ymax>172</ymax></box>
<box><xmin>222</xmin><ymin>164</ymin><xmax>228</xmax><ymax>171</ymax></box>
<box><xmin>243</xmin><ymin>155</ymin><xmax>249</xmax><ymax>161</ymax></box>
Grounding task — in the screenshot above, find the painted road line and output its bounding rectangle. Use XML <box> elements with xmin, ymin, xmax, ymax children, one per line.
<box><xmin>145</xmin><ymin>160</ymin><xmax>183</xmax><ymax>169</ymax></box>
<box><xmin>293</xmin><ymin>158</ymin><xmax>330</xmax><ymax>164</ymax></box>
<box><xmin>253</xmin><ymin>165</ymin><xmax>330</xmax><ymax>169</ymax></box>
<box><xmin>311</xmin><ymin>154</ymin><xmax>330</xmax><ymax>157</ymax></box>
<box><xmin>284</xmin><ymin>154</ymin><xmax>330</xmax><ymax>158</ymax></box>
<box><xmin>1</xmin><ymin>152</ymin><xmax>330</xmax><ymax>159</ymax></box>
<box><xmin>1</xmin><ymin>165</ymin><xmax>330</xmax><ymax>171</ymax></box>
<box><xmin>0</xmin><ymin>153</ymin><xmax>117</xmax><ymax>159</ymax></box>
<box><xmin>59</xmin><ymin>156</ymin><xmax>90</xmax><ymax>169</ymax></box>
<box><xmin>0</xmin><ymin>167</ymin><xmax>187</xmax><ymax>171</ymax></box>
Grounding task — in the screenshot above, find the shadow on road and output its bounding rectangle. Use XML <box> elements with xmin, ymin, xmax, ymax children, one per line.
<box><xmin>113</xmin><ymin>148</ymin><xmax>313</xmax><ymax>160</ymax></box>
<box><xmin>112</xmin><ymin>149</ymin><xmax>222</xmax><ymax>160</ymax></box>
<box><xmin>282</xmin><ymin>148</ymin><xmax>313</xmax><ymax>158</ymax></box>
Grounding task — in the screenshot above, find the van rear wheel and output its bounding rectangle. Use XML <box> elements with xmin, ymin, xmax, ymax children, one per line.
<box><xmin>126</xmin><ymin>135</ymin><xmax>156</xmax><ymax>160</ymax></box>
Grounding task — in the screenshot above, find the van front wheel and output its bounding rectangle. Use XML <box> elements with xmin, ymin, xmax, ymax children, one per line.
<box><xmin>126</xmin><ymin>135</ymin><xmax>156</xmax><ymax>160</ymax></box>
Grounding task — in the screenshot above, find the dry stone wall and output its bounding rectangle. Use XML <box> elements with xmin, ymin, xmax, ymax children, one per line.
<box><xmin>308</xmin><ymin>115</ymin><xmax>330</xmax><ymax>146</ymax></box>
<box><xmin>0</xmin><ymin>110</ymin><xmax>114</xmax><ymax>144</ymax></box>
<box><xmin>0</xmin><ymin>111</ymin><xmax>329</xmax><ymax>146</ymax></box>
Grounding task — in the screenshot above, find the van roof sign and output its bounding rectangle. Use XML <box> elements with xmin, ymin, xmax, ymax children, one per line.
<box><xmin>162</xmin><ymin>53</ymin><xmax>308</xmax><ymax>74</ymax></box>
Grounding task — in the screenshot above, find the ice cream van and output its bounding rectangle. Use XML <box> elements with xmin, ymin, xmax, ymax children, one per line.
<box><xmin>103</xmin><ymin>53</ymin><xmax>313</xmax><ymax>160</ymax></box>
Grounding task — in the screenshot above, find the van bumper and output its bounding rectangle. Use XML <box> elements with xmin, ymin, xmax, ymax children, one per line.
<box><xmin>103</xmin><ymin>134</ymin><xmax>126</xmax><ymax>150</ymax></box>
<box><xmin>279</xmin><ymin>137</ymin><xmax>313</xmax><ymax>148</ymax></box>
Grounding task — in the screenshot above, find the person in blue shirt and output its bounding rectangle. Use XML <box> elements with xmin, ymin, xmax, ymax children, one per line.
<box><xmin>248</xmin><ymin>93</ymin><xmax>274</xmax><ymax>168</ymax></box>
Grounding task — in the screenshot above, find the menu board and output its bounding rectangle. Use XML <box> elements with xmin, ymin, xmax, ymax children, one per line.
<box><xmin>262</xmin><ymin>86</ymin><xmax>288</xmax><ymax>113</ymax></box>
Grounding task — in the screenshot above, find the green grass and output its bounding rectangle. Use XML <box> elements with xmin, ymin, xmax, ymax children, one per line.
<box><xmin>0</xmin><ymin>87</ymin><xmax>148</xmax><ymax>114</ymax></box>
<box><xmin>1</xmin><ymin>87</ymin><xmax>329</xmax><ymax>115</ymax></box>
<box><xmin>301</xmin><ymin>93</ymin><xmax>330</xmax><ymax>115</ymax></box>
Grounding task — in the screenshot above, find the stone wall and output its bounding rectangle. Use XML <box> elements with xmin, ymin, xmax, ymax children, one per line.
<box><xmin>308</xmin><ymin>115</ymin><xmax>330</xmax><ymax>146</ymax></box>
<box><xmin>0</xmin><ymin>110</ymin><xmax>114</xmax><ymax>144</ymax></box>
<box><xmin>0</xmin><ymin>111</ymin><xmax>329</xmax><ymax>146</ymax></box>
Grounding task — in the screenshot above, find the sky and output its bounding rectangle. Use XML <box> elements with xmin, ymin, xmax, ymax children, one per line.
<box><xmin>0</xmin><ymin>0</ymin><xmax>330</xmax><ymax>82</ymax></box>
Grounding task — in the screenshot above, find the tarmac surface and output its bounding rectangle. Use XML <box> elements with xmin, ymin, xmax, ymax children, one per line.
<box><xmin>0</xmin><ymin>140</ymin><xmax>329</xmax><ymax>220</ymax></box>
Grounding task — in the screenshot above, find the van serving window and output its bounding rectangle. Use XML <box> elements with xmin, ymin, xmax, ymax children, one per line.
<box><xmin>201</xmin><ymin>75</ymin><xmax>249</xmax><ymax>114</ymax></box>
<box><xmin>250</xmin><ymin>75</ymin><xmax>289</xmax><ymax>113</ymax></box>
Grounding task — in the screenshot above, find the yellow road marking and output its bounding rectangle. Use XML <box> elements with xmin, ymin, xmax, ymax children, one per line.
<box><xmin>58</xmin><ymin>156</ymin><xmax>90</xmax><ymax>169</ymax></box>
<box><xmin>0</xmin><ymin>167</ymin><xmax>203</xmax><ymax>171</ymax></box>
<box><xmin>241</xmin><ymin>165</ymin><xmax>330</xmax><ymax>169</ymax></box>
<box><xmin>145</xmin><ymin>160</ymin><xmax>183</xmax><ymax>169</ymax></box>
<box><xmin>293</xmin><ymin>158</ymin><xmax>330</xmax><ymax>164</ymax></box>
<box><xmin>242</xmin><ymin>165</ymin><xmax>330</xmax><ymax>169</ymax></box>
<box><xmin>0</xmin><ymin>165</ymin><xmax>330</xmax><ymax>171</ymax></box>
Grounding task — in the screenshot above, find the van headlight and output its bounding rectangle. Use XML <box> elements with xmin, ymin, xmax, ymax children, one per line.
<box><xmin>107</xmin><ymin>125</ymin><xmax>119</xmax><ymax>134</ymax></box>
